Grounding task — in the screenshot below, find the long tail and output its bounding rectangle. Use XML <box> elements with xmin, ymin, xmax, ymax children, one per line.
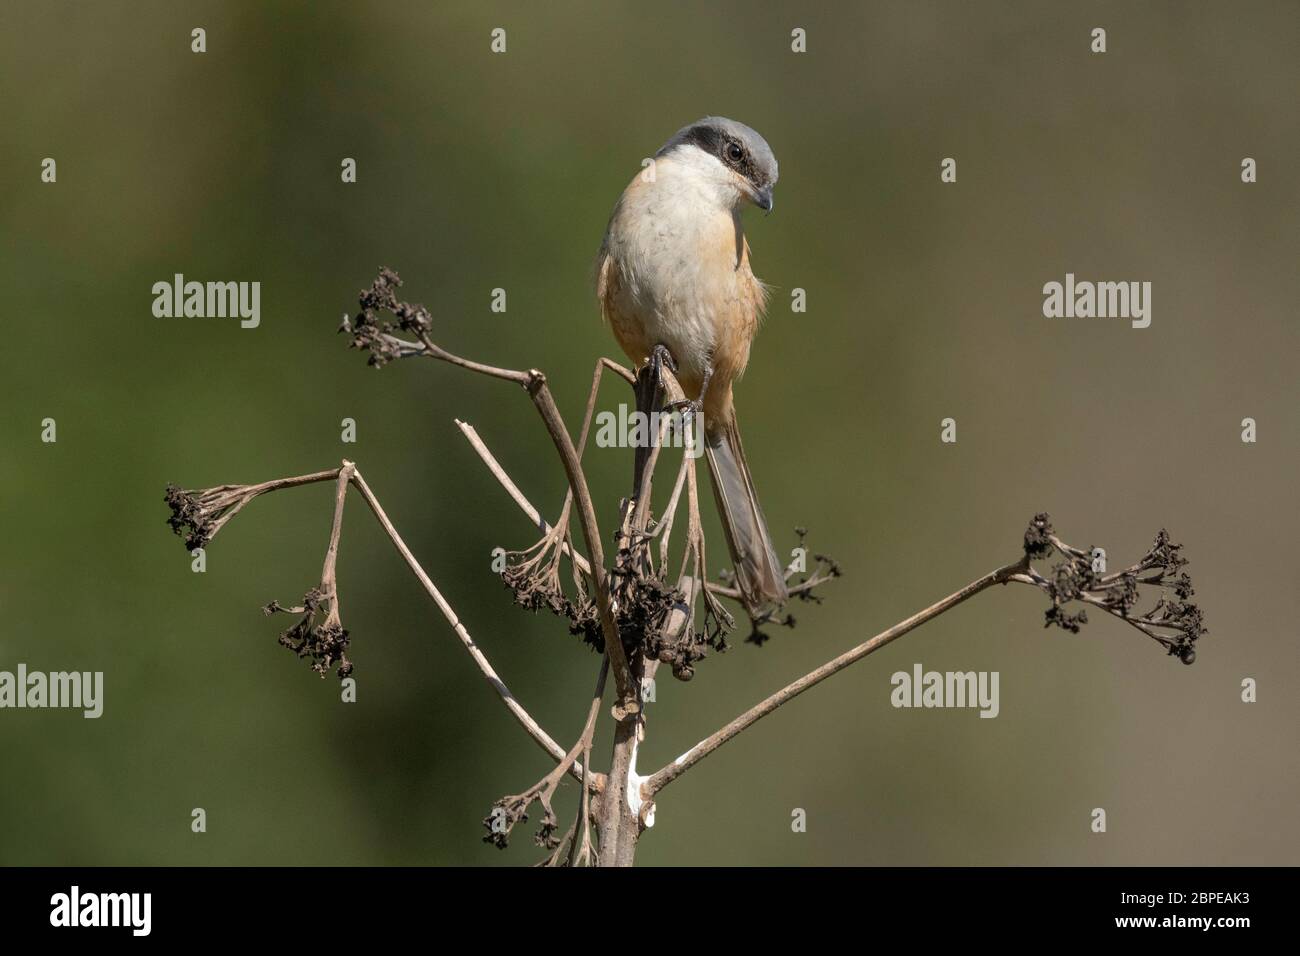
<box><xmin>703</xmin><ymin>408</ymin><xmax>788</xmax><ymax>618</ymax></box>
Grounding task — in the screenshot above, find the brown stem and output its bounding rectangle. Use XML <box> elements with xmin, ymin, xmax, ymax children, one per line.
<box><xmin>525</xmin><ymin>376</ymin><xmax>637</xmax><ymax>715</ymax></box>
<box><xmin>347</xmin><ymin>467</ymin><xmax>593</xmax><ymax>784</ymax></box>
<box><xmin>460</xmin><ymin>412</ymin><xmax>834</xmax><ymax>611</ymax></box>
<box><xmin>408</xmin><ymin>333</ymin><xmax>639</xmax><ymax>717</ymax></box>
<box><xmin>247</xmin><ymin>469</ymin><xmax>343</xmax><ymax>495</ymax></box>
<box><xmin>642</xmin><ymin>555</ymin><xmax>1030</xmax><ymax>799</ymax></box>
<box><xmin>596</xmin><ymin>713</ymin><xmax>644</xmax><ymax>867</ymax></box>
<box><xmin>317</xmin><ymin>463</ymin><xmax>355</xmax><ymax>623</ymax></box>
<box><xmin>593</xmin><ymin>363</ymin><xmax>681</xmax><ymax>865</ymax></box>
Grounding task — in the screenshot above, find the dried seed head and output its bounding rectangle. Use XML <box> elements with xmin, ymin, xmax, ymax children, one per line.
<box><xmin>267</xmin><ymin>588</ymin><xmax>353</xmax><ymax>680</ymax></box>
<box><xmin>1024</xmin><ymin>512</ymin><xmax>1055</xmax><ymax>560</ymax></box>
<box><xmin>1024</xmin><ymin>514</ymin><xmax>1206</xmax><ymax>664</ymax></box>
<box><xmin>164</xmin><ymin>485</ymin><xmax>219</xmax><ymax>550</ymax></box>
<box><xmin>342</xmin><ymin>268</ymin><xmax>433</xmax><ymax>366</ymax></box>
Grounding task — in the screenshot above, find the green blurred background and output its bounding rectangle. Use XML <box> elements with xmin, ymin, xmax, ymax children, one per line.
<box><xmin>1</xmin><ymin>1</ymin><xmax>1296</xmax><ymax>866</ymax></box>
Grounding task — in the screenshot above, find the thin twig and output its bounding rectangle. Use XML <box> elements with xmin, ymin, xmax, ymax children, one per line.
<box><xmin>318</xmin><ymin>463</ymin><xmax>355</xmax><ymax>611</ymax></box>
<box><xmin>454</xmin><ymin>350</ymin><xmax>634</xmax><ymax>572</ymax></box>
<box><xmin>642</xmin><ymin>555</ymin><xmax>1030</xmax><ymax>798</ymax></box>
<box><xmin>403</xmin><ymin>331</ymin><xmax>638</xmax><ymax>716</ymax></box>
<box><xmin>347</xmin><ymin>467</ymin><xmax>593</xmax><ymax>784</ymax></box>
<box><xmin>508</xmin><ymin>656</ymin><xmax>609</xmax><ymax>858</ymax></box>
<box><xmin>459</xmin><ymin>417</ymin><xmax>742</xmax><ymax>601</ymax></box>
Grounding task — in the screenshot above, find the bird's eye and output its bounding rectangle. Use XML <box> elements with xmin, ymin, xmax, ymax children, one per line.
<box><xmin>726</xmin><ymin>142</ymin><xmax>744</xmax><ymax>163</ymax></box>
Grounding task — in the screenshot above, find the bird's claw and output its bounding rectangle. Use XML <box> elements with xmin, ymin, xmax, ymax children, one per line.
<box><xmin>648</xmin><ymin>343</ymin><xmax>678</xmax><ymax>390</ymax></box>
<box><xmin>665</xmin><ymin>396</ymin><xmax>703</xmax><ymax>418</ymax></box>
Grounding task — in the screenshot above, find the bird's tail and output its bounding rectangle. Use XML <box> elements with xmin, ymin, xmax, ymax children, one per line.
<box><xmin>703</xmin><ymin>408</ymin><xmax>788</xmax><ymax>618</ymax></box>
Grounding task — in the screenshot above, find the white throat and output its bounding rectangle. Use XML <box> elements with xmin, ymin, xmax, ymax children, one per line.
<box><xmin>660</xmin><ymin>144</ymin><xmax>746</xmax><ymax>212</ymax></box>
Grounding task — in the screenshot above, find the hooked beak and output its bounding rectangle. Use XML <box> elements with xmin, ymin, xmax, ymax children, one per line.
<box><xmin>751</xmin><ymin>185</ymin><xmax>774</xmax><ymax>214</ymax></box>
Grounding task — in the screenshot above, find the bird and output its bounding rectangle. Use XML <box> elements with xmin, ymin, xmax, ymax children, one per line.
<box><xmin>596</xmin><ymin>116</ymin><xmax>788</xmax><ymax>618</ymax></box>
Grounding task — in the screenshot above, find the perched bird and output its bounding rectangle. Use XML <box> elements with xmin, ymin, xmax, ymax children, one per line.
<box><xmin>596</xmin><ymin>116</ymin><xmax>787</xmax><ymax>617</ymax></box>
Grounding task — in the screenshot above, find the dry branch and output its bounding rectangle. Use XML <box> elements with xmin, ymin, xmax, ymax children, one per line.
<box><xmin>161</xmin><ymin>267</ymin><xmax>1205</xmax><ymax>867</ymax></box>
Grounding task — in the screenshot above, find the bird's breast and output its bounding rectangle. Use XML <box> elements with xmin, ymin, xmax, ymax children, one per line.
<box><xmin>599</xmin><ymin>164</ymin><xmax>765</xmax><ymax>398</ymax></box>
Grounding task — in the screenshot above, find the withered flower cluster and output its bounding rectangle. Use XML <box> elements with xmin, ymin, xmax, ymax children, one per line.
<box><xmin>264</xmin><ymin>587</ymin><xmax>353</xmax><ymax>680</ymax></box>
<box><xmin>745</xmin><ymin>526</ymin><xmax>843</xmax><ymax>646</ymax></box>
<box><xmin>481</xmin><ymin>790</ymin><xmax>559</xmax><ymax>851</ymax></box>
<box><xmin>499</xmin><ymin>523</ymin><xmax>731</xmax><ymax>680</ymax></box>
<box><xmin>165</xmin><ymin>483</ymin><xmax>257</xmax><ymax>551</ymax></box>
<box><xmin>339</xmin><ymin>267</ymin><xmax>433</xmax><ymax>366</ymax></box>
<box><xmin>501</xmin><ymin>514</ymin><xmax>845</xmax><ymax>680</ymax></box>
<box><xmin>496</xmin><ymin>529</ymin><xmax>609</xmax><ymax>658</ymax></box>
<box><xmin>624</xmin><ymin>564</ymin><xmax>724</xmax><ymax>682</ymax></box>
<box><xmin>501</xmin><ymin>534</ymin><xmax>583</xmax><ymax>623</ymax></box>
<box><xmin>1023</xmin><ymin>513</ymin><xmax>1204</xmax><ymax>664</ymax></box>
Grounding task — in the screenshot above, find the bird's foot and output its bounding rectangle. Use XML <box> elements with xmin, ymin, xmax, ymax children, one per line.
<box><xmin>664</xmin><ymin>396</ymin><xmax>703</xmax><ymax>419</ymax></box>
<box><xmin>648</xmin><ymin>343</ymin><xmax>678</xmax><ymax>391</ymax></box>
<box><xmin>666</xmin><ymin>358</ymin><xmax>712</xmax><ymax>427</ymax></box>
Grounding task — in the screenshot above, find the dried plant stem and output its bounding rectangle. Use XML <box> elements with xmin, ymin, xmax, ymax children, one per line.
<box><xmin>461</xmin><ymin>409</ymin><xmax>778</xmax><ymax>603</ymax></box>
<box><xmin>405</xmin><ymin>332</ymin><xmax>639</xmax><ymax>717</ymax></box>
<box><xmin>318</xmin><ymin>463</ymin><xmax>355</xmax><ymax>614</ymax></box>
<box><xmin>250</xmin><ymin>470</ymin><xmax>343</xmax><ymax>493</ymax></box>
<box><xmin>455</xmin><ymin>355</ymin><xmax>632</xmax><ymax>568</ymax></box>
<box><xmin>347</xmin><ymin>467</ymin><xmax>592</xmax><ymax>783</ymax></box>
<box><xmin>164</xmin><ymin>269</ymin><xmax>1207</xmax><ymax>868</ymax></box>
<box><xmin>656</xmin><ymin>452</ymin><xmax>691</xmax><ymax>570</ymax></box>
<box><xmin>593</xmin><ymin>364</ymin><xmax>688</xmax><ymax>866</ymax></box>
<box><xmin>521</xmin><ymin>657</ymin><xmax>608</xmax><ymax>863</ymax></box>
<box><xmin>641</xmin><ymin>555</ymin><xmax>1031</xmax><ymax>800</ymax></box>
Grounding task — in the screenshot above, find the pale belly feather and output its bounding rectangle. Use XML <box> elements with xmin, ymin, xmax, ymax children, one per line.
<box><xmin>597</xmin><ymin>162</ymin><xmax>764</xmax><ymax>418</ymax></box>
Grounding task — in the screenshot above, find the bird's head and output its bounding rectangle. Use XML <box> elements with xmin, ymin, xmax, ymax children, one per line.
<box><xmin>656</xmin><ymin>116</ymin><xmax>778</xmax><ymax>214</ymax></box>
